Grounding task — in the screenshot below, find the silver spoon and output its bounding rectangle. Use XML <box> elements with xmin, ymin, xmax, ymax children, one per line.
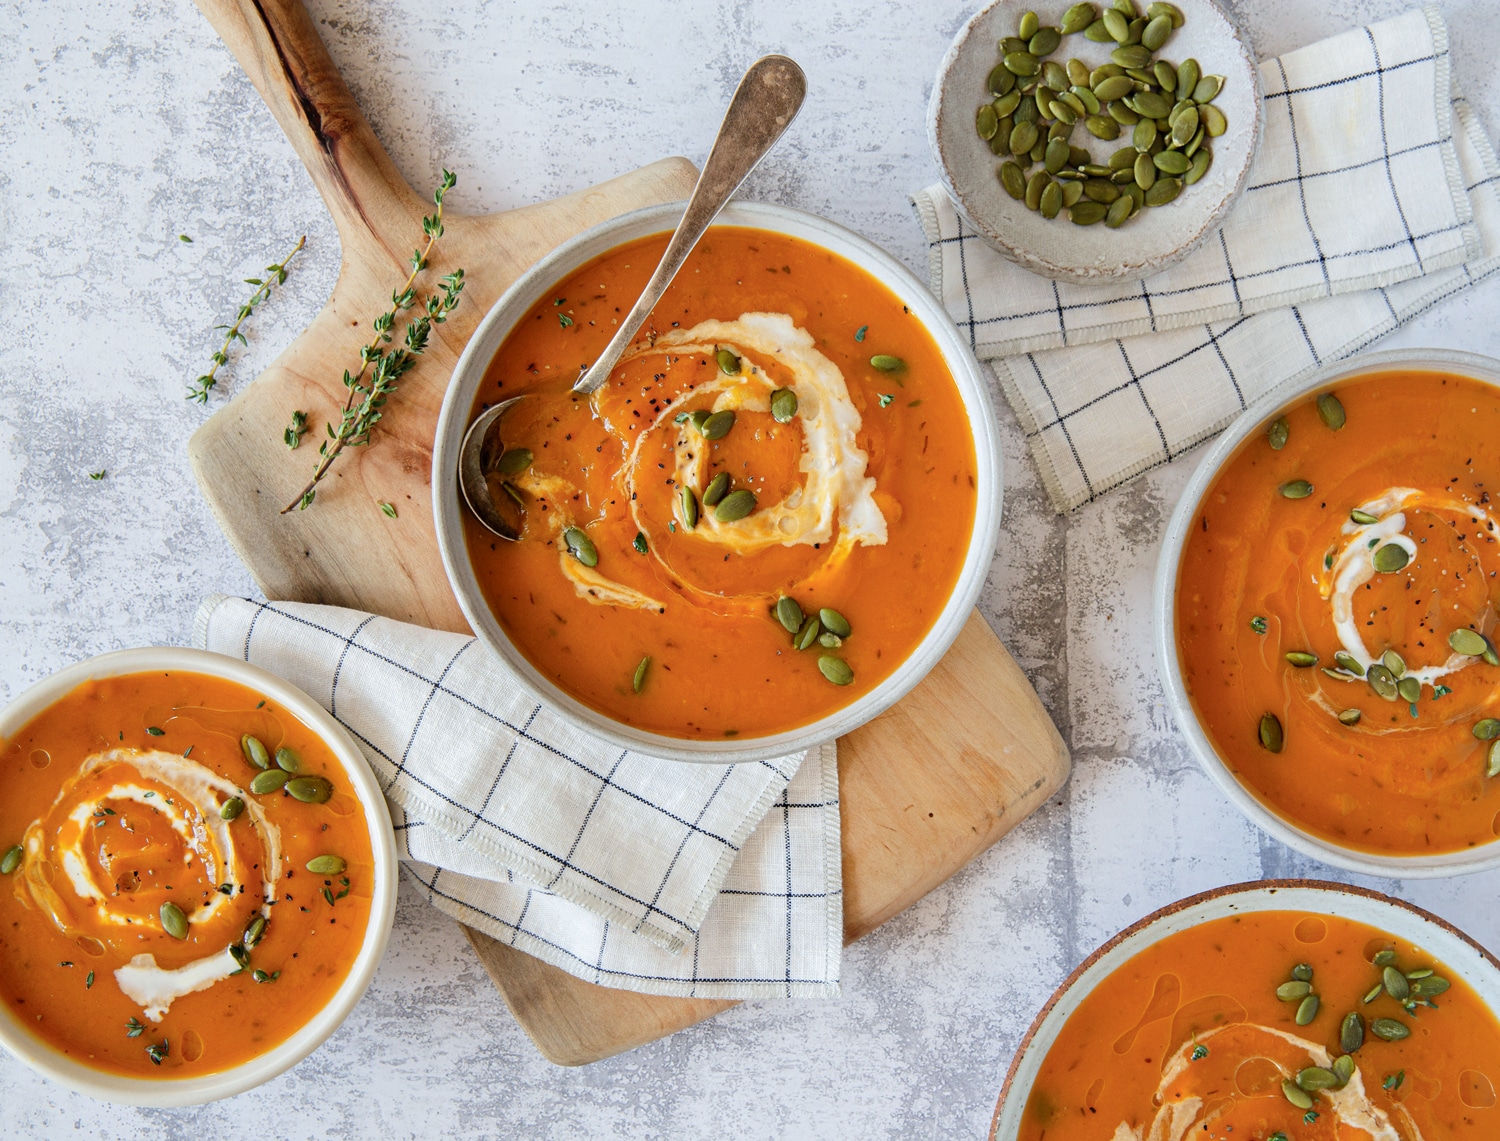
<box><xmin>459</xmin><ymin>54</ymin><xmax>807</xmax><ymax>540</ymax></box>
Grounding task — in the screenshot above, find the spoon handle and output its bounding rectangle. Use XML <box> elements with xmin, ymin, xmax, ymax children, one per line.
<box><xmin>571</xmin><ymin>55</ymin><xmax>807</xmax><ymax>395</ymax></box>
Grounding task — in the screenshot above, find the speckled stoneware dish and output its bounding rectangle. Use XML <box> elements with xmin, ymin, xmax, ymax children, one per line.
<box><xmin>433</xmin><ymin>200</ymin><xmax>1004</xmax><ymax>765</ymax></box>
<box><xmin>929</xmin><ymin>0</ymin><xmax>1262</xmax><ymax>283</ymax></box>
<box><xmin>1154</xmin><ymin>348</ymin><xmax>1500</xmax><ymax>879</ymax></box>
<box><xmin>0</xmin><ymin>647</ymin><xmax>398</xmax><ymax>1107</ymax></box>
<box><xmin>989</xmin><ymin>879</ymin><xmax>1500</xmax><ymax>1139</ymax></box>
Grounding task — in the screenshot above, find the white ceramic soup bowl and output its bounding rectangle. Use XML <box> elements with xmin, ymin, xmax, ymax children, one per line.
<box><xmin>990</xmin><ymin>878</ymin><xmax>1500</xmax><ymax>1139</ymax></box>
<box><xmin>433</xmin><ymin>200</ymin><xmax>1004</xmax><ymax>763</ymax></box>
<box><xmin>0</xmin><ymin>647</ymin><xmax>398</xmax><ymax>1106</ymax></box>
<box><xmin>1154</xmin><ymin>348</ymin><xmax>1500</xmax><ymax>878</ymax></box>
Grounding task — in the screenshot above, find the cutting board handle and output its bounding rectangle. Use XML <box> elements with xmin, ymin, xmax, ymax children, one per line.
<box><xmin>193</xmin><ymin>0</ymin><xmax>426</xmax><ymax>253</ymax></box>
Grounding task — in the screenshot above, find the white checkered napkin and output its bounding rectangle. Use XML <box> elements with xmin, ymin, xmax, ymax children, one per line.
<box><xmin>992</xmin><ymin>97</ymin><xmax>1500</xmax><ymax>512</ymax></box>
<box><xmin>913</xmin><ymin>7</ymin><xmax>1473</xmax><ymax>359</ymax></box>
<box><xmin>192</xmin><ymin>596</ymin><xmax>843</xmax><ymax>998</ymax></box>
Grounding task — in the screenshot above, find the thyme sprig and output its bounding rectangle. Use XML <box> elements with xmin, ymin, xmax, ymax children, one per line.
<box><xmin>282</xmin><ymin>172</ymin><xmax>464</xmax><ymax>513</ymax></box>
<box><xmin>189</xmin><ymin>235</ymin><xmax>306</xmax><ymax>404</ymax></box>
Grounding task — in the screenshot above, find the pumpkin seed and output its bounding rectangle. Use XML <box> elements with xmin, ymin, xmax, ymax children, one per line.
<box><xmin>1030</xmin><ymin>27</ymin><xmax>1062</xmax><ymax>55</ymax></box>
<box><xmin>1295</xmin><ymin>994</ymin><xmax>1320</xmax><ymax>1026</ymax></box>
<box><xmin>251</xmin><ymin>768</ymin><xmax>289</xmax><ymax>795</ymax></box>
<box><xmin>220</xmin><ymin>796</ymin><xmax>244</xmax><ymax>822</ymax></box>
<box><xmin>989</xmin><ymin>64</ymin><xmax>1018</xmax><ymax>97</ymax></box>
<box><xmin>1298</xmin><ymin>1066</ymin><xmax>1339</xmax><ymax>1091</ymax></box>
<box><xmin>1397</xmin><ymin>676</ymin><xmax>1421</xmax><ymax>703</ymax></box>
<box><xmin>1027</xmin><ymin>170</ymin><xmax>1049</xmax><ymax>210</ymax></box>
<box><xmin>274</xmin><ymin>746</ymin><xmax>301</xmax><ymax>773</ymax></box>
<box><xmin>1199</xmin><ymin>103</ymin><xmax>1227</xmax><ymax>140</ymax></box>
<box><xmin>632</xmin><ymin>656</ymin><xmax>650</xmax><ymax>693</ymax></box>
<box><xmin>1062</xmin><ymin>180</ymin><xmax>1085</xmax><ymax>206</ymax></box>
<box><xmin>1366</xmin><ymin>664</ymin><xmax>1399</xmax><ymax>701</ymax></box>
<box><xmin>1372</xmin><ymin>544</ymin><xmax>1409</xmax><ymax>573</ymax></box>
<box><xmin>1131</xmin><ymin>90</ymin><xmax>1172</xmax><ymax>120</ymax></box>
<box><xmin>1084</xmin><ymin>179</ymin><xmax>1121</xmax><ymax>204</ymax></box>
<box><xmin>1109</xmin><ymin>100</ymin><xmax>1141</xmax><ymax>125</ymax></box>
<box><xmin>1045</xmin><ymin>137</ymin><xmax>1071</xmax><ymax>174</ymax></box>
<box><xmin>1153</xmin><ymin>59</ymin><xmax>1177</xmax><ymax>91</ymax></box>
<box><xmin>1484</xmin><ymin>635</ymin><xmax>1500</xmax><ymax>667</ymax></box>
<box><xmin>818</xmin><ymin>608</ymin><xmax>852</xmax><ymax>638</ymax></box>
<box><xmin>700</xmin><ymin>409</ymin><xmax>736</xmax><ymax>440</ymax></box>
<box><xmin>1018</xmin><ymin>10</ymin><xmax>1040</xmax><ymax>39</ymax></box>
<box><xmin>1488</xmin><ymin>739</ymin><xmax>1500</xmax><ymax>779</ymax></box>
<box><xmin>1085</xmin><ymin>114</ymin><xmax>1121</xmax><ymax>140</ymax></box>
<box><xmin>1363</xmin><ymin>982</ymin><xmax>1384</xmax><ymax>1003</ymax></box>
<box><xmin>1406</xmin><ymin>968</ymin><xmax>1434</xmax><ymax>980</ymax></box>
<box><xmin>1000</xmin><ymin>161</ymin><xmax>1027</xmax><ymax>200</ymax></box>
<box><xmin>1176</xmin><ymin>58</ymin><xmax>1200</xmax><ymax>102</ymax></box>
<box><xmin>1071</xmin><ymin>85</ymin><xmax>1101</xmax><ymax>114</ymax></box>
<box><xmin>1015</xmin><ymin>93</ymin><xmax>1040</xmax><ymax>124</ymax></box>
<box><xmin>1279</xmin><ymin>479</ymin><xmax>1313</xmax><ymax>499</ymax></box>
<box><xmin>1381</xmin><ymin>649</ymin><xmax>1405</xmax><ymax>677</ymax></box>
<box><xmin>1194</xmin><ymin>74</ymin><xmax>1225</xmax><ymax>103</ymax></box>
<box><xmin>1373</xmin><ymin>949</ymin><xmax>1397</xmax><ymax>966</ymax></box>
<box><xmin>715</xmin><ymin>489</ymin><xmax>756</xmax><ymax>522</ymax></box>
<box><xmin>241</xmin><ymin>734</ymin><xmax>271</xmax><ymax>771</ymax></box>
<box><xmin>1268</xmin><ymin>416</ymin><xmax>1289</xmax><ymax>449</ymax></box>
<box><xmin>1133</xmin><ymin>122</ymin><xmax>1158</xmax><ymax>157</ymax></box>
<box><xmin>1350</xmin><ymin>509</ymin><xmax>1380</xmax><ymax>525</ymax></box>
<box><xmin>1002</xmin><ymin>36</ymin><xmax>1027</xmax><ymax>54</ymax></box>
<box><xmin>1334</xmin><ymin>652</ymin><xmax>1365</xmax><ymax>676</ymax></box>
<box><xmin>1316</xmin><ymin>391</ymin><xmax>1346</xmax><ymax>430</ymax></box>
<box><xmin>1333</xmin><ymin>1054</ymin><xmax>1356</xmax><ymax>1084</ymax></box>
<box><xmin>1449</xmin><ymin>628</ymin><xmax>1488</xmax><ymax>656</ymax></box>
<box><xmin>1084</xmin><ymin>18</ymin><xmax>1115</xmax><ymax>42</ymax></box>
<box><xmin>702</xmin><ymin>472</ymin><xmax>731</xmax><ymax>508</ymax></box>
<box><xmin>818</xmin><ymin>656</ymin><xmax>854</xmax><ymax>686</ymax></box>
<box><xmin>1282</xmin><ymin>1079</ymin><xmax>1313</xmax><ymax>1109</ymax></box>
<box><xmin>680</xmin><ymin>487</ymin><xmax>699</xmax><ymax>530</ymax></box>
<box><xmin>1371</xmin><ymin>1018</ymin><xmax>1410</xmax><ymax>1042</ymax></box>
<box><xmin>0</xmin><ymin>845</ymin><xmax>21</xmax><ymax>875</ymax></box>
<box><xmin>1004</xmin><ymin>51</ymin><xmax>1040</xmax><ymax>77</ymax></box>
<box><xmin>1186</xmin><ymin>147</ymin><xmax>1213</xmax><ymax>184</ymax></box>
<box><xmin>1411</xmin><ymin>975</ymin><xmax>1450</xmax><ymax>998</ymax></box>
<box><xmin>714</xmin><ymin>348</ymin><xmax>742</xmax><ymax>376</ymax></box>
<box><xmin>1105</xmin><ymin>195</ymin><xmax>1133</xmax><ymax>228</ymax></box>
<box><xmin>1062</xmin><ymin>3</ymin><xmax>1097</xmax><ymax>34</ymax></box>
<box><xmin>1147</xmin><ymin>1</ymin><xmax>1184</xmax><ymax>25</ymax></box>
<box><xmin>769</xmin><ymin>388</ymin><xmax>797</xmax><ymax>424</ymax></box>
<box><xmin>871</xmin><ymin>354</ymin><xmax>905</xmax><ymax>373</ymax></box>
<box><xmin>307</xmin><ymin>855</ymin><xmax>346</xmax><ymax>876</ymax></box>
<box><xmin>1124</xmin><ymin>14</ymin><xmax>1146</xmax><ymax>43</ymax></box>
<box><xmin>1259</xmin><ymin>712</ymin><xmax>1284</xmax><ymax>753</ymax></box>
<box><xmin>1382</xmin><ymin>965</ymin><xmax>1410</xmax><ymax>1000</ymax></box>
<box><xmin>1277</xmin><ymin>980</ymin><xmax>1312</xmax><ymax>1001</ymax></box>
<box><xmin>286</xmin><ymin>776</ymin><xmax>333</xmax><ymax>803</ymax></box>
<box><xmin>1337</xmin><ymin>708</ymin><xmax>1362</xmax><ymax>725</ymax></box>
<box><xmin>563</xmin><ymin>526</ymin><xmax>598</xmax><ymax>567</ymax></box>
<box><xmin>776</xmin><ymin>596</ymin><xmax>804</xmax><ymax>633</ymax></box>
<box><xmin>1285</xmin><ymin>651</ymin><xmax>1318</xmax><ymax>667</ymax></box>
<box><xmin>1067</xmin><ymin>59</ymin><xmax>1093</xmax><ymax>87</ymax></box>
<box><xmin>1040</xmin><ymin>180</ymin><xmax>1064</xmax><ymax>219</ymax></box>
<box><xmin>687</xmin><ymin>409</ymin><xmax>711</xmax><ymax>433</ymax></box>
<box><xmin>817</xmin><ymin>632</ymin><xmax>843</xmax><ymax>649</ymax></box>
<box><xmin>1340</xmin><ymin>1011</ymin><xmax>1366</xmax><ymax>1053</ymax></box>
<box><xmin>1145</xmin><ymin>176</ymin><xmax>1182</xmax><ymax>206</ymax></box>
<box><xmin>1292</xmin><ymin>963</ymin><xmax>1314</xmax><ymax>982</ymax></box>
<box><xmin>496</xmin><ymin>446</ymin><xmax>534</xmax><ymax>478</ymax></box>
<box><xmin>1170</xmin><ymin>106</ymin><xmax>1199</xmax><ymax>147</ymax></box>
<box><xmin>1154</xmin><ymin>150</ymin><xmax>1191</xmax><ymax>175</ymax></box>
<box><xmin>796</xmin><ymin>615</ymin><xmax>821</xmax><ymax>651</ymax></box>
<box><xmin>1141</xmin><ymin>13</ymin><xmax>1171</xmax><ymax>50</ymax></box>
<box><xmin>994</xmin><ymin>88</ymin><xmax>1023</xmax><ymax>117</ymax></box>
<box><xmin>244</xmin><ymin>915</ymin><xmax>267</xmax><ymax>947</ymax></box>
<box><xmin>1134</xmin><ymin>152</ymin><xmax>1158</xmax><ymax>190</ymax></box>
<box><xmin>976</xmin><ymin>106</ymin><xmax>999</xmax><ymax>140</ymax></box>
<box><xmin>1071</xmin><ymin>200</ymin><xmax>1109</xmax><ymax>224</ymax></box>
<box><xmin>1081</xmin><ymin>163</ymin><xmax>1114</xmax><ymax>178</ymax></box>
<box><xmin>1111</xmin><ymin>45</ymin><xmax>1152</xmax><ymax>69</ymax></box>
<box><xmin>1100</xmin><ymin>7</ymin><xmax>1129</xmax><ymax>40</ymax></box>
<box><xmin>160</xmin><ymin>901</ymin><xmax>189</xmax><ymax>940</ymax></box>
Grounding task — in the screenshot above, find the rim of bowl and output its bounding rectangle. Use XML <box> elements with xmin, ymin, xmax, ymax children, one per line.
<box><xmin>1153</xmin><ymin>347</ymin><xmax>1500</xmax><ymax>878</ymax></box>
<box><xmin>432</xmin><ymin>199</ymin><xmax>1005</xmax><ymax>764</ymax></box>
<box><xmin>990</xmin><ymin>877</ymin><xmax>1500</xmax><ymax>1140</ymax></box>
<box><xmin>927</xmin><ymin>0</ymin><xmax>1264</xmax><ymax>284</ymax></box>
<box><xmin>0</xmin><ymin>647</ymin><xmax>398</xmax><ymax>1106</ymax></box>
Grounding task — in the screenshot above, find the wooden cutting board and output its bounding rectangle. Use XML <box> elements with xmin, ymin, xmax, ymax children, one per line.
<box><xmin>187</xmin><ymin>0</ymin><xmax>1071</xmax><ymax>1065</ymax></box>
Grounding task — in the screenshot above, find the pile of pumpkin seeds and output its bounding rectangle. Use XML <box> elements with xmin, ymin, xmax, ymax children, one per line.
<box><xmin>774</xmin><ymin>596</ymin><xmax>855</xmax><ymax>685</ymax></box>
<box><xmin>240</xmin><ymin>734</ymin><xmax>334</xmax><ymax>803</ymax></box>
<box><xmin>975</xmin><ymin>0</ymin><xmax>1226</xmax><ymax>227</ymax></box>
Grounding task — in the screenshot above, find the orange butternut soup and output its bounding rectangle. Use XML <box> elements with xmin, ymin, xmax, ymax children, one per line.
<box><xmin>1176</xmin><ymin>372</ymin><xmax>1500</xmax><ymax>855</ymax></box>
<box><xmin>1021</xmin><ymin>910</ymin><xmax>1500</xmax><ymax>1140</ymax></box>
<box><xmin>463</xmin><ymin>226</ymin><xmax>978</xmax><ymax>738</ymax></box>
<box><xmin>0</xmin><ymin>672</ymin><xmax>374</xmax><ymax>1078</ymax></box>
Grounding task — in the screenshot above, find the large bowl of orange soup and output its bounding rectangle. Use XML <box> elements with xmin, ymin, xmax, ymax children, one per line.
<box><xmin>433</xmin><ymin>201</ymin><xmax>1003</xmax><ymax>761</ymax></box>
<box><xmin>0</xmin><ymin>648</ymin><xmax>397</xmax><ymax>1105</ymax></box>
<box><xmin>992</xmin><ymin>880</ymin><xmax>1500</xmax><ymax>1141</ymax></box>
<box><xmin>1156</xmin><ymin>350</ymin><xmax>1500</xmax><ymax>876</ymax></box>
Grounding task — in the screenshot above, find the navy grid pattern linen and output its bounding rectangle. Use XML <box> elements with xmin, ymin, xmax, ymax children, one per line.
<box><xmin>192</xmin><ymin>596</ymin><xmax>842</xmax><ymax>998</ymax></box>
<box><xmin>912</xmin><ymin>9</ymin><xmax>1500</xmax><ymax>513</ymax></box>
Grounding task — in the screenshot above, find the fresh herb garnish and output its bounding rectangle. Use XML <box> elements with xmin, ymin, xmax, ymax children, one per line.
<box><xmin>145</xmin><ymin>727</ymin><xmax>164</xmax><ymax>736</ymax></box>
<box><xmin>855</xmin><ymin>325</ymin><xmax>867</xmax><ymax>342</ymax></box>
<box><xmin>85</xmin><ymin>971</ymin><xmax>94</xmax><ymax>989</ymax></box>
<box><xmin>125</xmin><ymin>1017</ymin><xmax>145</xmax><ymax>1038</ymax></box>
<box><xmin>558</xmin><ymin>313</ymin><xmax>574</xmax><ymax>328</ymax></box>
<box><xmin>145</xmin><ymin>1039</ymin><xmax>169</xmax><ymax>1065</ymax></box>
<box><xmin>1250</xmin><ymin>615</ymin><xmax>1268</xmax><ymax>634</ymax></box>
<box><xmin>633</xmin><ymin>532</ymin><xmax>648</xmax><ymax>554</ymax></box>
<box><xmin>1384</xmin><ymin>1070</ymin><xmax>1405</xmax><ymax>1091</ymax></box>
<box><xmin>379</xmin><ymin>501</ymin><xmax>398</xmax><ymax>519</ymax></box>
<box><xmin>190</xmin><ymin>235</ymin><xmax>305</xmax><ymax>403</ymax></box>
<box><xmin>284</xmin><ymin>409</ymin><xmax>309</xmax><ymax>450</ymax></box>
<box><xmin>1190</xmin><ymin>1044</ymin><xmax>1208</xmax><ymax>1061</ymax></box>
<box><xmin>89</xmin><ymin>470</ymin><xmax>106</xmax><ymax>481</ymax></box>
<box><xmin>183</xmin><ymin>746</ymin><xmax>193</xmax><ymax>758</ymax></box>
<box><xmin>283</xmin><ymin>174</ymin><xmax>463</xmax><ymax>513</ymax></box>
<box><xmin>321</xmin><ymin>886</ymin><xmax>335</xmax><ymax>907</ymax></box>
<box><xmin>877</xmin><ymin>394</ymin><xmax>894</xmax><ymax>408</ymax></box>
<box><xmin>178</xmin><ymin>234</ymin><xmax>193</xmax><ymax>243</ymax></box>
<box><xmin>1304</xmin><ymin>1110</ymin><xmax>1320</xmax><ymax>1124</ymax></box>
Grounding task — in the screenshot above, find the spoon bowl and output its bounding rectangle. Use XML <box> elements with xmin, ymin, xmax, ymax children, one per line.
<box><xmin>458</xmin><ymin>396</ymin><xmax>528</xmax><ymax>540</ymax></box>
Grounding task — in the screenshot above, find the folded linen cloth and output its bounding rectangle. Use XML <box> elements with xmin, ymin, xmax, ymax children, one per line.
<box><xmin>913</xmin><ymin>7</ymin><xmax>1500</xmax><ymax>513</ymax></box>
<box><xmin>193</xmin><ymin>596</ymin><xmax>843</xmax><ymax>999</ymax></box>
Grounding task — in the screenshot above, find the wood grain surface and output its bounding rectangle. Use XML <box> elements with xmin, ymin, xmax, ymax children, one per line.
<box><xmin>187</xmin><ymin>0</ymin><xmax>1071</xmax><ymax>1066</ymax></box>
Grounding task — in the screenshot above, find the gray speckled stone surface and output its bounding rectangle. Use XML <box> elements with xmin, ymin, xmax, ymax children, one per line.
<box><xmin>3</xmin><ymin>0</ymin><xmax>1500</xmax><ymax>1136</ymax></box>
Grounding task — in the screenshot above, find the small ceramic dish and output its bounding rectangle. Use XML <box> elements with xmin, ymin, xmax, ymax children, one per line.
<box><xmin>1155</xmin><ymin>348</ymin><xmax>1500</xmax><ymax>878</ymax></box>
<box><xmin>432</xmin><ymin>200</ymin><xmax>1004</xmax><ymax>764</ymax></box>
<box><xmin>929</xmin><ymin>0</ymin><xmax>1262</xmax><ymax>283</ymax></box>
<box><xmin>990</xmin><ymin>879</ymin><xmax>1500</xmax><ymax>1139</ymax></box>
<box><xmin>0</xmin><ymin>647</ymin><xmax>398</xmax><ymax>1106</ymax></box>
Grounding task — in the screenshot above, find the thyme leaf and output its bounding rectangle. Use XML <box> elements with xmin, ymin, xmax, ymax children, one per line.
<box><xmin>190</xmin><ymin>235</ymin><xmax>306</xmax><ymax>403</ymax></box>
